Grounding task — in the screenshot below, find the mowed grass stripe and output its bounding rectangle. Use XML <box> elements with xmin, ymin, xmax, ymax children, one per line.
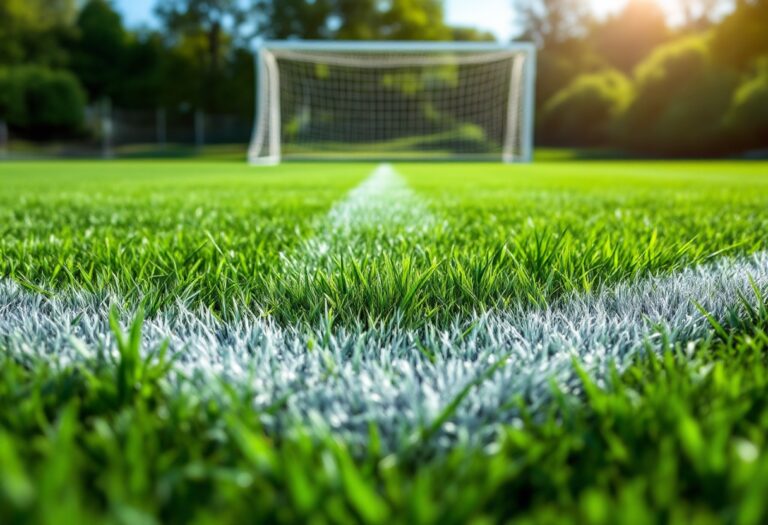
<box><xmin>284</xmin><ymin>163</ymin><xmax>435</xmax><ymax>272</ymax></box>
<box><xmin>3</xmin><ymin>251</ymin><xmax>767</xmax><ymax>452</ymax></box>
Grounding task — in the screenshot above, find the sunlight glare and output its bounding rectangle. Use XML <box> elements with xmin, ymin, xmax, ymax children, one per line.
<box><xmin>590</xmin><ymin>0</ymin><xmax>627</xmax><ymax>16</ymax></box>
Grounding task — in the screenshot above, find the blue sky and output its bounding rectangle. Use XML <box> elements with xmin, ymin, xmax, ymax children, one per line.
<box><xmin>115</xmin><ymin>0</ymin><xmax>628</xmax><ymax>42</ymax></box>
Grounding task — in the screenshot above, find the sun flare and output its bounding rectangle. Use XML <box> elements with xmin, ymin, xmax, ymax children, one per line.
<box><xmin>590</xmin><ymin>0</ymin><xmax>663</xmax><ymax>16</ymax></box>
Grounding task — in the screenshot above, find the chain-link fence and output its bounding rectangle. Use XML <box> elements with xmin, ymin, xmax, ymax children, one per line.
<box><xmin>1</xmin><ymin>103</ymin><xmax>252</xmax><ymax>160</ymax></box>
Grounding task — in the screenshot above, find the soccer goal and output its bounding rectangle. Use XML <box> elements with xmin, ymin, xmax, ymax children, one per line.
<box><xmin>248</xmin><ymin>41</ymin><xmax>537</xmax><ymax>165</ymax></box>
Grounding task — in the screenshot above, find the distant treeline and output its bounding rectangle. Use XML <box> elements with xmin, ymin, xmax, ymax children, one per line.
<box><xmin>0</xmin><ymin>0</ymin><xmax>767</xmax><ymax>156</ymax></box>
<box><xmin>525</xmin><ymin>0</ymin><xmax>768</xmax><ymax>156</ymax></box>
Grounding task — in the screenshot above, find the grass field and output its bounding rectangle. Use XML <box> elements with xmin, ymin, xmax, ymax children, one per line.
<box><xmin>2</xmin><ymin>159</ymin><xmax>768</xmax><ymax>523</ymax></box>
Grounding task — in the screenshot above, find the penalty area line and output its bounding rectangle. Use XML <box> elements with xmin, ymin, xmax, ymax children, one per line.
<box><xmin>1</xmin><ymin>251</ymin><xmax>767</xmax><ymax>452</ymax></box>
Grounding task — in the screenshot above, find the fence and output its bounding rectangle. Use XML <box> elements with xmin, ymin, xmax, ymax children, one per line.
<box><xmin>1</xmin><ymin>103</ymin><xmax>253</xmax><ymax>159</ymax></box>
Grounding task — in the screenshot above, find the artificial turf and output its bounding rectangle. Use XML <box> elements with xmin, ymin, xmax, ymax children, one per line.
<box><xmin>1</xmin><ymin>159</ymin><xmax>768</xmax><ymax>523</ymax></box>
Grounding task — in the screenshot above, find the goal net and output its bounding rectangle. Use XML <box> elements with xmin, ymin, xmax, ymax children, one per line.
<box><xmin>248</xmin><ymin>41</ymin><xmax>537</xmax><ymax>165</ymax></box>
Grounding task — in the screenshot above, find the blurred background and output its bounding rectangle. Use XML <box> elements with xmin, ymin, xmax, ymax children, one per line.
<box><xmin>0</xmin><ymin>0</ymin><xmax>766</xmax><ymax>159</ymax></box>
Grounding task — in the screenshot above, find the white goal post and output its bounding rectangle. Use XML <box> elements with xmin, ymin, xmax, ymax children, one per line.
<box><xmin>248</xmin><ymin>41</ymin><xmax>537</xmax><ymax>165</ymax></box>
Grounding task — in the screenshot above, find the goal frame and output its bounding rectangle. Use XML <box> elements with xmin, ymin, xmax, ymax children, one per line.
<box><xmin>248</xmin><ymin>40</ymin><xmax>537</xmax><ymax>166</ymax></box>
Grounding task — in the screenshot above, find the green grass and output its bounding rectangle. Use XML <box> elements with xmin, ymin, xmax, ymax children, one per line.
<box><xmin>2</xmin><ymin>159</ymin><xmax>768</xmax><ymax>523</ymax></box>
<box><xmin>2</xmin><ymin>160</ymin><xmax>767</xmax><ymax>326</ymax></box>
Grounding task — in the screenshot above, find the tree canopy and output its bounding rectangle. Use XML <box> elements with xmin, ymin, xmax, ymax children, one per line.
<box><xmin>0</xmin><ymin>0</ymin><xmax>765</xmax><ymax>156</ymax></box>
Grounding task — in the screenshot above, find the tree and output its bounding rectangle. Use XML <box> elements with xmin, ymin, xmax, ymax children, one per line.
<box><xmin>513</xmin><ymin>0</ymin><xmax>597</xmax><ymax>120</ymax></box>
<box><xmin>155</xmin><ymin>0</ymin><xmax>248</xmax><ymax>72</ymax></box>
<box><xmin>156</xmin><ymin>0</ymin><xmax>254</xmax><ymax>112</ymax></box>
<box><xmin>0</xmin><ymin>66</ymin><xmax>86</xmax><ymax>138</ymax></box>
<box><xmin>591</xmin><ymin>0</ymin><xmax>670</xmax><ymax>73</ymax></box>
<box><xmin>257</xmin><ymin>0</ymin><xmax>453</xmax><ymax>41</ymax></box>
<box><xmin>711</xmin><ymin>0</ymin><xmax>768</xmax><ymax>71</ymax></box>
<box><xmin>118</xmin><ymin>32</ymin><xmax>168</xmax><ymax>109</ymax></box>
<box><xmin>724</xmin><ymin>58</ymin><xmax>768</xmax><ymax>150</ymax></box>
<box><xmin>450</xmin><ymin>27</ymin><xmax>496</xmax><ymax>42</ymax></box>
<box><xmin>512</xmin><ymin>0</ymin><xmax>591</xmax><ymax>48</ymax></box>
<box><xmin>619</xmin><ymin>36</ymin><xmax>738</xmax><ymax>156</ymax></box>
<box><xmin>0</xmin><ymin>0</ymin><xmax>77</xmax><ymax>66</ymax></box>
<box><xmin>676</xmin><ymin>0</ymin><xmax>727</xmax><ymax>30</ymax></box>
<box><xmin>377</xmin><ymin>0</ymin><xmax>452</xmax><ymax>41</ymax></box>
<box><xmin>540</xmin><ymin>69</ymin><xmax>633</xmax><ymax>146</ymax></box>
<box><xmin>70</xmin><ymin>0</ymin><xmax>127</xmax><ymax>101</ymax></box>
<box><xmin>334</xmin><ymin>0</ymin><xmax>380</xmax><ymax>39</ymax></box>
<box><xmin>255</xmin><ymin>0</ymin><xmax>335</xmax><ymax>39</ymax></box>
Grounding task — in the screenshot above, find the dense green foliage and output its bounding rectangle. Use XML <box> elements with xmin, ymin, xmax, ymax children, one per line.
<box><xmin>0</xmin><ymin>66</ymin><xmax>86</xmax><ymax>137</ymax></box>
<box><xmin>725</xmin><ymin>59</ymin><xmax>768</xmax><ymax>151</ymax></box>
<box><xmin>260</xmin><ymin>0</ymin><xmax>457</xmax><ymax>41</ymax></box>
<box><xmin>620</xmin><ymin>36</ymin><xmax>738</xmax><ymax>156</ymax></box>
<box><xmin>589</xmin><ymin>0</ymin><xmax>669</xmax><ymax>73</ymax></box>
<box><xmin>69</xmin><ymin>0</ymin><xmax>129</xmax><ymax>102</ymax></box>
<box><xmin>0</xmin><ymin>0</ymin><xmax>486</xmax><ymax>141</ymax></box>
<box><xmin>527</xmin><ymin>0</ymin><xmax>768</xmax><ymax>155</ymax></box>
<box><xmin>1</xmin><ymin>160</ymin><xmax>768</xmax><ymax>522</ymax></box>
<box><xmin>1</xmin><ymin>0</ymin><xmax>766</xmax><ymax>156</ymax></box>
<box><xmin>0</xmin><ymin>0</ymin><xmax>76</xmax><ymax>67</ymax></box>
<box><xmin>710</xmin><ymin>0</ymin><xmax>768</xmax><ymax>71</ymax></box>
<box><xmin>540</xmin><ymin>70</ymin><xmax>633</xmax><ymax>146</ymax></box>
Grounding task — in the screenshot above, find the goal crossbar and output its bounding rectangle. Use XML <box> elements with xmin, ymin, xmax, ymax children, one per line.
<box><xmin>248</xmin><ymin>40</ymin><xmax>537</xmax><ymax>165</ymax></box>
<box><xmin>258</xmin><ymin>41</ymin><xmax>536</xmax><ymax>53</ymax></box>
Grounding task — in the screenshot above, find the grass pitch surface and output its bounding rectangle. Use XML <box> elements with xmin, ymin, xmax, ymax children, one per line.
<box><xmin>2</xmin><ymin>159</ymin><xmax>768</xmax><ymax>523</ymax></box>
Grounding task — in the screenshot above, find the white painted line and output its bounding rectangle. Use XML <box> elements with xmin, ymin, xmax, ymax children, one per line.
<box><xmin>285</xmin><ymin>163</ymin><xmax>435</xmax><ymax>270</ymax></box>
<box><xmin>2</xmin><ymin>252</ymin><xmax>767</xmax><ymax>451</ymax></box>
